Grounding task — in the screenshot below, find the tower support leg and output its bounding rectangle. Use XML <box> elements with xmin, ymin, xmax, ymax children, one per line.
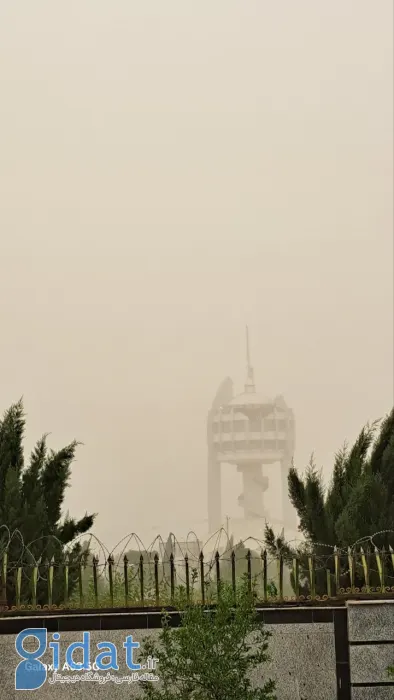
<box><xmin>208</xmin><ymin>459</ymin><xmax>222</xmax><ymax>533</ymax></box>
<box><xmin>239</xmin><ymin>462</ymin><xmax>264</xmax><ymax>519</ymax></box>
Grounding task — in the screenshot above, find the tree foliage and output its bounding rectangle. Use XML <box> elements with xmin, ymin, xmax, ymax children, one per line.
<box><xmin>0</xmin><ymin>399</ymin><xmax>95</xmax><ymax>606</ymax></box>
<box><xmin>265</xmin><ymin>408</ymin><xmax>394</xmax><ymax>594</ymax></box>
<box><xmin>139</xmin><ymin>577</ymin><xmax>276</xmax><ymax>700</ymax></box>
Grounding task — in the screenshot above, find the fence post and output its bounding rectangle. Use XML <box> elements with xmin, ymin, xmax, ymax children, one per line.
<box><xmin>334</xmin><ymin>547</ymin><xmax>340</xmax><ymax>594</ymax></box>
<box><xmin>139</xmin><ymin>554</ymin><xmax>145</xmax><ymax>605</ymax></box>
<box><xmin>0</xmin><ymin>552</ymin><xmax>8</xmax><ymax>609</ymax></box>
<box><xmin>308</xmin><ymin>554</ymin><xmax>316</xmax><ymax>600</ymax></box>
<box><xmin>231</xmin><ymin>550</ymin><xmax>236</xmax><ymax>597</ymax></box>
<box><xmin>262</xmin><ymin>549</ymin><xmax>268</xmax><ymax>602</ymax></box>
<box><xmin>293</xmin><ymin>555</ymin><xmax>300</xmax><ymax>599</ymax></box>
<box><xmin>246</xmin><ymin>550</ymin><xmax>252</xmax><ymax>594</ymax></box>
<box><xmin>360</xmin><ymin>547</ymin><xmax>369</xmax><ymax>593</ymax></box>
<box><xmin>366</xmin><ymin>546</ymin><xmax>372</xmax><ymax>592</ymax></box>
<box><xmin>278</xmin><ymin>553</ymin><xmax>284</xmax><ymax>601</ymax></box>
<box><xmin>389</xmin><ymin>545</ymin><xmax>394</xmax><ymax>582</ymax></box>
<box><xmin>185</xmin><ymin>554</ymin><xmax>190</xmax><ymax>602</ymax></box>
<box><xmin>47</xmin><ymin>557</ymin><xmax>54</xmax><ymax>608</ymax></box>
<box><xmin>15</xmin><ymin>566</ymin><xmax>22</xmax><ymax>609</ymax></box>
<box><xmin>199</xmin><ymin>552</ymin><xmax>205</xmax><ymax>604</ymax></box>
<box><xmin>154</xmin><ymin>553</ymin><xmax>160</xmax><ymax>606</ymax></box>
<box><xmin>326</xmin><ymin>569</ymin><xmax>332</xmax><ymax>598</ymax></box>
<box><xmin>123</xmin><ymin>555</ymin><xmax>129</xmax><ymax>609</ymax></box>
<box><xmin>63</xmin><ymin>553</ymin><xmax>69</xmax><ymax>607</ymax></box>
<box><xmin>78</xmin><ymin>556</ymin><xmax>84</xmax><ymax>608</ymax></box>
<box><xmin>215</xmin><ymin>551</ymin><xmax>220</xmax><ymax>597</ymax></box>
<box><xmin>108</xmin><ymin>555</ymin><xmax>114</xmax><ymax>607</ymax></box>
<box><xmin>170</xmin><ymin>553</ymin><xmax>175</xmax><ymax>603</ymax></box>
<box><xmin>375</xmin><ymin>547</ymin><xmax>383</xmax><ymax>591</ymax></box>
<box><xmin>93</xmin><ymin>556</ymin><xmax>99</xmax><ymax>608</ymax></box>
<box><xmin>31</xmin><ymin>561</ymin><xmax>39</xmax><ymax>608</ymax></box>
<box><xmin>381</xmin><ymin>546</ymin><xmax>386</xmax><ymax>591</ymax></box>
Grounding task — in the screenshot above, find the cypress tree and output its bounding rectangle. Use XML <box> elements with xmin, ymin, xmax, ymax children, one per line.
<box><xmin>264</xmin><ymin>407</ymin><xmax>394</xmax><ymax>594</ymax></box>
<box><xmin>0</xmin><ymin>399</ymin><xmax>95</xmax><ymax>607</ymax></box>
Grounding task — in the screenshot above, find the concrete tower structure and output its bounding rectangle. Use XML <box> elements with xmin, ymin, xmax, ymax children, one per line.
<box><xmin>207</xmin><ymin>328</ymin><xmax>296</xmax><ymax>534</ymax></box>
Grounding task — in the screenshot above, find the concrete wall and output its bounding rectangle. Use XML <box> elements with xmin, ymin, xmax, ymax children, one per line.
<box><xmin>0</xmin><ymin>623</ymin><xmax>336</xmax><ymax>700</ymax></box>
<box><xmin>347</xmin><ymin>600</ymin><xmax>394</xmax><ymax>700</ymax></box>
<box><xmin>6</xmin><ymin>599</ymin><xmax>394</xmax><ymax>699</ymax></box>
<box><xmin>0</xmin><ymin>607</ymin><xmax>339</xmax><ymax>700</ymax></box>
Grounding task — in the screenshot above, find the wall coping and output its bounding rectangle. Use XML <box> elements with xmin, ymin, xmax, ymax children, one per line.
<box><xmin>347</xmin><ymin>600</ymin><xmax>394</xmax><ymax>607</ymax></box>
<box><xmin>0</xmin><ymin>605</ymin><xmax>345</xmax><ymax>634</ymax></box>
<box><xmin>0</xmin><ymin>605</ymin><xmax>345</xmax><ymax>622</ymax></box>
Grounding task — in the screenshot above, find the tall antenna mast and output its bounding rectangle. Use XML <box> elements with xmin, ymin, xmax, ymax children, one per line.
<box><xmin>245</xmin><ymin>325</ymin><xmax>255</xmax><ymax>392</ymax></box>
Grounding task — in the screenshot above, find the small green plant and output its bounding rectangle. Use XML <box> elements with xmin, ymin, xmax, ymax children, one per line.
<box><xmin>138</xmin><ymin>575</ymin><xmax>276</xmax><ymax>700</ymax></box>
<box><xmin>267</xmin><ymin>580</ymin><xmax>277</xmax><ymax>597</ymax></box>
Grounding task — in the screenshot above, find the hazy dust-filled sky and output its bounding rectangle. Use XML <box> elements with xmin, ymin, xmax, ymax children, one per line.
<box><xmin>0</xmin><ymin>1</ymin><xmax>393</xmax><ymax>548</ymax></box>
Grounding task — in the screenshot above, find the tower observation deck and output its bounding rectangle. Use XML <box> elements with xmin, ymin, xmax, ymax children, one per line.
<box><xmin>207</xmin><ymin>328</ymin><xmax>295</xmax><ymax>533</ymax></box>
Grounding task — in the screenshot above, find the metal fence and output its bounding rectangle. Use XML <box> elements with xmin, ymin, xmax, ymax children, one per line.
<box><xmin>1</xmin><ymin>544</ymin><xmax>394</xmax><ymax>613</ymax></box>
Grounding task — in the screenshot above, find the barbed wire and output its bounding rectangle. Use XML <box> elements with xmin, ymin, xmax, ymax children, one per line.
<box><xmin>1</xmin><ymin>525</ymin><xmax>394</xmax><ymax>592</ymax></box>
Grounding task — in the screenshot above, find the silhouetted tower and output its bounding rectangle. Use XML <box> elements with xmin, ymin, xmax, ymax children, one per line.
<box><xmin>207</xmin><ymin>328</ymin><xmax>295</xmax><ymax>533</ymax></box>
